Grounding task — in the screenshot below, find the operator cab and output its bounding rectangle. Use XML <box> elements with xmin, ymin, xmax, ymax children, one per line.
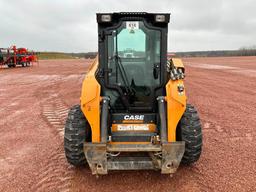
<box><xmin>96</xmin><ymin>13</ymin><xmax>170</xmax><ymax>112</ymax></box>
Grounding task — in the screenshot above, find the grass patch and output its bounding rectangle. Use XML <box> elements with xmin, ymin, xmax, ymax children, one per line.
<box><xmin>38</xmin><ymin>52</ymin><xmax>77</xmax><ymax>60</ymax></box>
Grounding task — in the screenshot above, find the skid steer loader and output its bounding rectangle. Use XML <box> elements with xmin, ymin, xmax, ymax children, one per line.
<box><xmin>64</xmin><ymin>12</ymin><xmax>202</xmax><ymax>175</ymax></box>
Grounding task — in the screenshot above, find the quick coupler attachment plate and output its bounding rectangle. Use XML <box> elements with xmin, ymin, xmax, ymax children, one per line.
<box><xmin>84</xmin><ymin>141</ymin><xmax>185</xmax><ymax>175</ymax></box>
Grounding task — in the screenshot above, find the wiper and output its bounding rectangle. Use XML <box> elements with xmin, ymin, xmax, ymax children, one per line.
<box><xmin>112</xmin><ymin>30</ymin><xmax>134</xmax><ymax>96</ymax></box>
<box><xmin>114</xmin><ymin>55</ymin><xmax>134</xmax><ymax>94</ymax></box>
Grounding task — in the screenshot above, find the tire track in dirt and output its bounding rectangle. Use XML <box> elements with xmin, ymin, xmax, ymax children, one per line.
<box><xmin>42</xmin><ymin>97</ymin><xmax>69</xmax><ymax>137</ymax></box>
<box><xmin>32</xmin><ymin>149</ymin><xmax>73</xmax><ymax>192</ymax></box>
<box><xmin>32</xmin><ymin>83</ymin><xmax>74</xmax><ymax>192</ymax></box>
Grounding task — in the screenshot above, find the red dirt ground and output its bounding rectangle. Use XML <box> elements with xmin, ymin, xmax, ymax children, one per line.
<box><xmin>0</xmin><ymin>57</ymin><xmax>255</xmax><ymax>192</ymax></box>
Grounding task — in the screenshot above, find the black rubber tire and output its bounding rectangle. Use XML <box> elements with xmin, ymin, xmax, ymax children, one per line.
<box><xmin>177</xmin><ymin>104</ymin><xmax>202</xmax><ymax>165</ymax></box>
<box><xmin>64</xmin><ymin>105</ymin><xmax>91</xmax><ymax>166</ymax></box>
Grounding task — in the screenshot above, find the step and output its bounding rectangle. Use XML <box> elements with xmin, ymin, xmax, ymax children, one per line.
<box><xmin>107</xmin><ymin>143</ymin><xmax>162</xmax><ymax>152</ymax></box>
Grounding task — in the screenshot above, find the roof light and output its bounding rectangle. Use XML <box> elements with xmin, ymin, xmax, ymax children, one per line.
<box><xmin>155</xmin><ymin>15</ymin><xmax>166</xmax><ymax>22</ymax></box>
<box><xmin>101</xmin><ymin>14</ymin><xmax>112</xmax><ymax>22</ymax></box>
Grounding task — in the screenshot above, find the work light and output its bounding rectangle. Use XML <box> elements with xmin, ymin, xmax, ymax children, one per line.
<box><xmin>155</xmin><ymin>15</ymin><xmax>166</xmax><ymax>22</ymax></box>
<box><xmin>101</xmin><ymin>14</ymin><xmax>112</xmax><ymax>22</ymax></box>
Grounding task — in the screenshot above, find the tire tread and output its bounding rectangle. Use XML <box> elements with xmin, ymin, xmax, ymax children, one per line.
<box><xmin>178</xmin><ymin>104</ymin><xmax>202</xmax><ymax>165</ymax></box>
<box><xmin>64</xmin><ymin>105</ymin><xmax>90</xmax><ymax>166</ymax></box>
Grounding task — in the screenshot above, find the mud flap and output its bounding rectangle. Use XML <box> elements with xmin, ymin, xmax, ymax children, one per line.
<box><xmin>83</xmin><ymin>143</ymin><xmax>107</xmax><ymax>175</ymax></box>
<box><xmin>161</xmin><ymin>141</ymin><xmax>185</xmax><ymax>174</ymax></box>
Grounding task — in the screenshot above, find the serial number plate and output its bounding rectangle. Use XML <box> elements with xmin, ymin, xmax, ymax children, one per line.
<box><xmin>117</xmin><ymin>124</ymin><xmax>149</xmax><ymax>131</ymax></box>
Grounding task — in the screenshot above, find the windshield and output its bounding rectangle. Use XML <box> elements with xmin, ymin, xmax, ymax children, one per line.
<box><xmin>107</xmin><ymin>21</ymin><xmax>161</xmax><ymax>88</ymax></box>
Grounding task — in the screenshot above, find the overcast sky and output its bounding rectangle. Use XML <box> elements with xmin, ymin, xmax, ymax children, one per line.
<box><xmin>0</xmin><ymin>0</ymin><xmax>255</xmax><ymax>52</ymax></box>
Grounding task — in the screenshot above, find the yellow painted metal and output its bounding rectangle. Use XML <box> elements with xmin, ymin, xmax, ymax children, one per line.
<box><xmin>171</xmin><ymin>58</ymin><xmax>184</xmax><ymax>68</ymax></box>
<box><xmin>166</xmin><ymin>59</ymin><xmax>186</xmax><ymax>142</ymax></box>
<box><xmin>80</xmin><ymin>56</ymin><xmax>101</xmax><ymax>142</ymax></box>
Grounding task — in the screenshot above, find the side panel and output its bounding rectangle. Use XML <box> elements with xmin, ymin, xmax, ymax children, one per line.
<box><xmin>166</xmin><ymin>59</ymin><xmax>186</xmax><ymax>142</ymax></box>
<box><xmin>80</xmin><ymin>57</ymin><xmax>101</xmax><ymax>142</ymax></box>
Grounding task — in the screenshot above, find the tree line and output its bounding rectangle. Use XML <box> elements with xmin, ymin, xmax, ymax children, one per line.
<box><xmin>38</xmin><ymin>46</ymin><xmax>256</xmax><ymax>59</ymax></box>
<box><xmin>175</xmin><ymin>46</ymin><xmax>256</xmax><ymax>57</ymax></box>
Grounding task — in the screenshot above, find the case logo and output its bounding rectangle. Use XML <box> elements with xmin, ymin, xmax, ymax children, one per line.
<box><xmin>124</xmin><ymin>115</ymin><xmax>144</xmax><ymax>121</ymax></box>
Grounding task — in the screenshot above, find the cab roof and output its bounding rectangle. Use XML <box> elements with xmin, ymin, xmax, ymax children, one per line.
<box><xmin>97</xmin><ymin>12</ymin><xmax>170</xmax><ymax>24</ymax></box>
